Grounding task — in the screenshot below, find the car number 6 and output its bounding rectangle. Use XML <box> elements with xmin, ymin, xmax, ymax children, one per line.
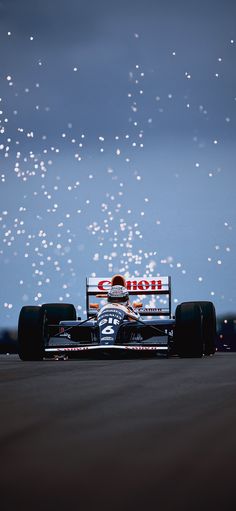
<box><xmin>101</xmin><ymin>325</ymin><xmax>114</xmax><ymax>334</ymax></box>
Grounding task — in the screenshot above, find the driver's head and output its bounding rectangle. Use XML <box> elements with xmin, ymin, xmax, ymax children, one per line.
<box><xmin>107</xmin><ymin>285</ymin><xmax>129</xmax><ymax>305</ymax></box>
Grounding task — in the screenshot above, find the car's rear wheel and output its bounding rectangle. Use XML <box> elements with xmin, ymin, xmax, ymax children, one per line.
<box><xmin>18</xmin><ymin>306</ymin><xmax>46</xmax><ymax>361</ymax></box>
<box><xmin>41</xmin><ymin>303</ymin><xmax>77</xmax><ymax>336</ymax></box>
<box><xmin>186</xmin><ymin>301</ymin><xmax>216</xmax><ymax>355</ymax></box>
<box><xmin>175</xmin><ymin>302</ymin><xmax>203</xmax><ymax>357</ymax></box>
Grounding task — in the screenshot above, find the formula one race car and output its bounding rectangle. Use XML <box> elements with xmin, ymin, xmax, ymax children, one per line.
<box><xmin>18</xmin><ymin>275</ymin><xmax>216</xmax><ymax>360</ymax></box>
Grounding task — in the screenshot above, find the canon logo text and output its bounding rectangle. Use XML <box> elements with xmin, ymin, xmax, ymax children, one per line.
<box><xmin>98</xmin><ymin>279</ymin><xmax>163</xmax><ymax>291</ymax></box>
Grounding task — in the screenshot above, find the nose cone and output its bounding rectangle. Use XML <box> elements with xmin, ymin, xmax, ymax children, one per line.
<box><xmin>111</xmin><ymin>274</ymin><xmax>126</xmax><ymax>287</ymax></box>
<box><xmin>98</xmin><ymin>306</ymin><xmax>126</xmax><ymax>345</ymax></box>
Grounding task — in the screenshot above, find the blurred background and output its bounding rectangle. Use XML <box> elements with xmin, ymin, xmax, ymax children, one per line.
<box><xmin>0</xmin><ymin>0</ymin><xmax>235</xmax><ymax>346</ymax></box>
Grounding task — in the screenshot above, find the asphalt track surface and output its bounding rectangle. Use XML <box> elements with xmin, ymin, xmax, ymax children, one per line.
<box><xmin>1</xmin><ymin>353</ymin><xmax>236</xmax><ymax>511</ymax></box>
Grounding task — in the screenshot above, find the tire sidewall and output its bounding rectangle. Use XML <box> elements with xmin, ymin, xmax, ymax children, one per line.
<box><xmin>18</xmin><ymin>306</ymin><xmax>46</xmax><ymax>360</ymax></box>
<box><xmin>175</xmin><ymin>302</ymin><xmax>203</xmax><ymax>357</ymax></box>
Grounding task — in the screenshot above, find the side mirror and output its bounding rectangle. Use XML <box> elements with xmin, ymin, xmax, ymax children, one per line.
<box><xmin>133</xmin><ymin>302</ymin><xmax>143</xmax><ymax>308</ymax></box>
<box><xmin>90</xmin><ymin>303</ymin><xmax>99</xmax><ymax>309</ymax></box>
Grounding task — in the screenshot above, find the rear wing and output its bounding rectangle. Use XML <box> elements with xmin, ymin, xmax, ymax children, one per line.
<box><xmin>86</xmin><ymin>276</ymin><xmax>172</xmax><ymax>318</ymax></box>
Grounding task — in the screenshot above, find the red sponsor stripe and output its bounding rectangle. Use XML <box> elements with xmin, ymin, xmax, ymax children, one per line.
<box><xmin>125</xmin><ymin>346</ymin><xmax>161</xmax><ymax>350</ymax></box>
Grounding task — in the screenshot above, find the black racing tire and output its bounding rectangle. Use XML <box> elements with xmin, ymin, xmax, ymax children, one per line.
<box><xmin>187</xmin><ymin>301</ymin><xmax>216</xmax><ymax>355</ymax></box>
<box><xmin>41</xmin><ymin>303</ymin><xmax>77</xmax><ymax>336</ymax></box>
<box><xmin>18</xmin><ymin>306</ymin><xmax>46</xmax><ymax>361</ymax></box>
<box><xmin>175</xmin><ymin>302</ymin><xmax>203</xmax><ymax>357</ymax></box>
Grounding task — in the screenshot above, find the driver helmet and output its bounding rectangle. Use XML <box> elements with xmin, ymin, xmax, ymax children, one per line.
<box><xmin>107</xmin><ymin>285</ymin><xmax>129</xmax><ymax>305</ymax></box>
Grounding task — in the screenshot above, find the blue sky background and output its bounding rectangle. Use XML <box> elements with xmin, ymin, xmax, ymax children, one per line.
<box><xmin>0</xmin><ymin>0</ymin><xmax>235</xmax><ymax>326</ymax></box>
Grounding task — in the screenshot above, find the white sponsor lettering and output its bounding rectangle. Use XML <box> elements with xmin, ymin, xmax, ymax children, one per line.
<box><xmin>99</xmin><ymin>318</ymin><xmax>107</xmax><ymax>326</ymax></box>
<box><xmin>99</xmin><ymin>317</ymin><xmax>121</xmax><ymax>328</ymax></box>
